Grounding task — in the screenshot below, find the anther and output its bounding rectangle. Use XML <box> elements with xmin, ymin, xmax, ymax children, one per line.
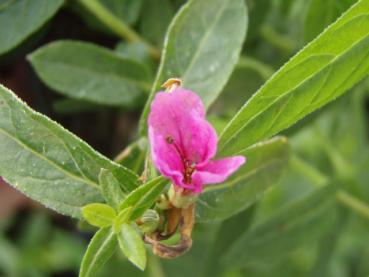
<box><xmin>166</xmin><ymin>136</ymin><xmax>174</xmax><ymax>144</ymax></box>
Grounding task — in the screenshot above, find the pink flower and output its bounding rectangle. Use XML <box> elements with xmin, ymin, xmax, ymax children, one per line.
<box><xmin>148</xmin><ymin>88</ymin><xmax>245</xmax><ymax>194</ymax></box>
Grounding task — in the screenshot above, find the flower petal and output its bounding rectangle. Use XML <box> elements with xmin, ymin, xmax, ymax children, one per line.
<box><xmin>193</xmin><ymin>156</ymin><xmax>246</xmax><ymax>186</ymax></box>
<box><xmin>148</xmin><ymin>89</ymin><xmax>217</xmax><ymax>173</ymax></box>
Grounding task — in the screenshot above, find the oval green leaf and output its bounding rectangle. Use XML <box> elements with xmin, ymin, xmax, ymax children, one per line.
<box><xmin>0</xmin><ymin>84</ymin><xmax>139</xmax><ymax>218</ymax></box>
<box><xmin>79</xmin><ymin>228</ymin><xmax>117</xmax><ymax>277</ymax></box>
<box><xmin>82</xmin><ymin>203</ymin><xmax>116</xmax><ymax>228</ymax></box>
<box><xmin>139</xmin><ymin>0</ymin><xmax>248</xmax><ymax>134</ymax></box>
<box><xmin>0</xmin><ymin>0</ymin><xmax>63</xmax><ymax>55</ymax></box>
<box><xmin>117</xmin><ymin>223</ymin><xmax>147</xmax><ymax>271</ymax></box>
<box><xmin>99</xmin><ymin>169</ymin><xmax>125</xmax><ymax>209</ymax></box>
<box><xmin>28</xmin><ymin>40</ymin><xmax>152</xmax><ymax>107</ymax></box>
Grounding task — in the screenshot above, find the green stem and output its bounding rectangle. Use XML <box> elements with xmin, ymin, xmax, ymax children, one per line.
<box><xmin>291</xmin><ymin>154</ymin><xmax>369</xmax><ymax>220</ymax></box>
<box><xmin>236</xmin><ymin>56</ymin><xmax>275</xmax><ymax>80</ymax></box>
<box><xmin>315</xmin><ymin>128</ymin><xmax>354</xmax><ymax>180</ymax></box>
<box><xmin>290</xmin><ymin>155</ymin><xmax>328</xmax><ymax>187</ymax></box>
<box><xmin>336</xmin><ymin>191</ymin><xmax>369</xmax><ymax>220</ymax></box>
<box><xmin>78</xmin><ymin>0</ymin><xmax>161</xmax><ymax>59</ymax></box>
<box><xmin>148</xmin><ymin>254</ymin><xmax>166</xmax><ymax>277</ymax></box>
<box><xmin>260</xmin><ymin>25</ymin><xmax>296</xmax><ymax>53</ymax></box>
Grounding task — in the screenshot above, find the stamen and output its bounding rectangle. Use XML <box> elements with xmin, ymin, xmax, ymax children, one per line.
<box><xmin>165</xmin><ymin>136</ymin><xmax>196</xmax><ymax>184</ymax></box>
<box><xmin>166</xmin><ymin>136</ymin><xmax>174</xmax><ymax>144</ymax></box>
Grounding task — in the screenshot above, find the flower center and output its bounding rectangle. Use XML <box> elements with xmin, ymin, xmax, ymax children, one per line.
<box><xmin>166</xmin><ymin>136</ymin><xmax>196</xmax><ymax>184</ymax></box>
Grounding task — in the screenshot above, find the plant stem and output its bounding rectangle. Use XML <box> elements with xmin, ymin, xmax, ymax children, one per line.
<box><xmin>291</xmin><ymin>154</ymin><xmax>369</xmax><ymax>220</ymax></box>
<box><xmin>316</xmin><ymin>128</ymin><xmax>354</xmax><ymax>180</ymax></box>
<box><xmin>260</xmin><ymin>25</ymin><xmax>296</xmax><ymax>53</ymax></box>
<box><xmin>336</xmin><ymin>191</ymin><xmax>369</xmax><ymax>220</ymax></box>
<box><xmin>148</xmin><ymin>254</ymin><xmax>166</xmax><ymax>277</ymax></box>
<box><xmin>78</xmin><ymin>0</ymin><xmax>161</xmax><ymax>59</ymax></box>
<box><xmin>290</xmin><ymin>155</ymin><xmax>328</xmax><ymax>187</ymax></box>
<box><xmin>237</xmin><ymin>56</ymin><xmax>275</xmax><ymax>80</ymax></box>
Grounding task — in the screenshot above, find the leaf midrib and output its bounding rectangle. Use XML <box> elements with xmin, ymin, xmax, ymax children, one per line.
<box><xmin>33</xmin><ymin>59</ymin><xmax>152</xmax><ymax>92</ymax></box>
<box><xmin>180</xmin><ymin>0</ymin><xmax>230</xmax><ymax>83</ymax></box>
<box><xmin>0</xmin><ymin>127</ymin><xmax>100</xmax><ymax>189</ymax></box>
<box><xmin>219</xmin><ymin>14</ymin><xmax>369</xmax><ymax>152</ymax></box>
<box><xmin>84</xmin><ymin>229</ymin><xmax>115</xmax><ymax>277</ymax></box>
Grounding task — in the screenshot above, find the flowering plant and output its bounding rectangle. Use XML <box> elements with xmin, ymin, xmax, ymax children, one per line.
<box><xmin>1</xmin><ymin>0</ymin><xmax>369</xmax><ymax>276</ymax></box>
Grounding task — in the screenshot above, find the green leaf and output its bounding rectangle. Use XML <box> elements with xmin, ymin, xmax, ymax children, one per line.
<box><xmin>82</xmin><ymin>203</ymin><xmax>116</xmax><ymax>228</ymax></box>
<box><xmin>218</xmin><ymin>0</ymin><xmax>369</xmax><ymax>156</ymax></box>
<box><xmin>98</xmin><ymin>0</ymin><xmax>143</xmax><ymax>26</ymax></box>
<box><xmin>117</xmin><ymin>223</ymin><xmax>147</xmax><ymax>271</ymax></box>
<box><xmin>119</xmin><ymin>176</ymin><xmax>168</xmax><ymax>220</ymax></box>
<box><xmin>115</xmin><ymin>42</ymin><xmax>153</xmax><ymax>68</ymax></box>
<box><xmin>139</xmin><ymin>0</ymin><xmax>248</xmax><ymax>134</ymax></box>
<box><xmin>99</xmin><ymin>169</ymin><xmax>125</xmax><ymax>209</ymax></box>
<box><xmin>52</xmin><ymin>98</ymin><xmax>101</xmax><ymax>115</ymax></box>
<box><xmin>115</xmin><ymin>137</ymin><xmax>148</xmax><ymax>174</ymax></box>
<box><xmin>196</xmin><ymin>137</ymin><xmax>289</xmax><ymax>222</ymax></box>
<box><xmin>0</xmin><ymin>234</ymin><xmax>18</xmax><ymax>276</ymax></box>
<box><xmin>0</xmin><ymin>0</ymin><xmax>63</xmax><ymax>55</ymax></box>
<box><xmin>203</xmin><ymin>207</ymin><xmax>255</xmax><ymax>277</ymax></box>
<box><xmin>246</xmin><ymin>0</ymin><xmax>271</xmax><ymax>43</ymax></box>
<box><xmin>113</xmin><ymin>207</ymin><xmax>132</xmax><ymax>234</ymax></box>
<box><xmin>79</xmin><ymin>228</ymin><xmax>117</xmax><ymax>277</ymax></box>
<box><xmin>221</xmin><ymin>185</ymin><xmax>338</xmax><ymax>268</ymax></box>
<box><xmin>28</xmin><ymin>40</ymin><xmax>152</xmax><ymax>107</ymax></box>
<box><xmin>304</xmin><ymin>0</ymin><xmax>356</xmax><ymax>42</ymax></box>
<box><xmin>139</xmin><ymin>0</ymin><xmax>174</xmax><ymax>47</ymax></box>
<box><xmin>0</xmin><ymin>84</ymin><xmax>139</xmax><ymax>218</ymax></box>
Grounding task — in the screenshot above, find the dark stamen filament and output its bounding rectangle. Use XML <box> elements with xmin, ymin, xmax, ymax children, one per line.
<box><xmin>166</xmin><ymin>136</ymin><xmax>196</xmax><ymax>184</ymax></box>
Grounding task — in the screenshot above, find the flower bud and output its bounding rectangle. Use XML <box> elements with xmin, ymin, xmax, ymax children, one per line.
<box><xmin>138</xmin><ymin>209</ymin><xmax>160</xmax><ymax>234</ymax></box>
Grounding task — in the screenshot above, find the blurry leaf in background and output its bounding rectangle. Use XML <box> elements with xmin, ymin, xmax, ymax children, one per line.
<box><xmin>28</xmin><ymin>40</ymin><xmax>152</xmax><ymax>108</ymax></box>
<box><xmin>52</xmin><ymin>98</ymin><xmax>103</xmax><ymax>115</ymax></box>
<box><xmin>0</xmin><ymin>85</ymin><xmax>139</xmax><ymax>218</ymax></box>
<box><xmin>245</xmin><ymin>0</ymin><xmax>271</xmax><ymax>43</ymax></box>
<box><xmin>219</xmin><ymin>0</ymin><xmax>369</xmax><ymax>156</ymax></box>
<box><xmin>115</xmin><ymin>41</ymin><xmax>155</xmax><ymax>71</ymax></box>
<box><xmin>289</xmin><ymin>85</ymin><xmax>369</xmax><ymax>199</ymax></box>
<box><xmin>70</xmin><ymin>0</ymin><xmax>142</xmax><ymax>33</ymax></box>
<box><xmin>196</xmin><ymin>137</ymin><xmax>289</xmax><ymax>223</ymax></box>
<box><xmin>222</xmin><ymin>185</ymin><xmax>338</xmax><ymax>268</ymax></box>
<box><xmin>203</xmin><ymin>207</ymin><xmax>256</xmax><ymax>277</ymax></box>
<box><xmin>304</xmin><ymin>0</ymin><xmax>357</xmax><ymax>42</ymax></box>
<box><xmin>0</xmin><ymin>0</ymin><xmax>63</xmax><ymax>55</ymax></box>
<box><xmin>0</xmin><ymin>234</ymin><xmax>18</xmax><ymax>276</ymax></box>
<box><xmin>117</xmin><ymin>223</ymin><xmax>146</xmax><ymax>271</ymax></box>
<box><xmin>139</xmin><ymin>0</ymin><xmax>248</xmax><ymax>134</ymax></box>
<box><xmin>215</xmin><ymin>56</ymin><xmax>274</xmax><ymax>114</ymax></box>
<box><xmin>0</xmin><ymin>212</ymin><xmax>86</xmax><ymax>277</ymax></box>
<box><xmin>99</xmin><ymin>0</ymin><xmax>142</xmax><ymax>26</ymax></box>
<box><xmin>115</xmin><ymin>138</ymin><xmax>148</xmax><ymax>174</ymax></box>
<box><xmin>80</xmin><ymin>227</ymin><xmax>117</xmax><ymax>277</ymax></box>
<box><xmin>139</xmin><ymin>0</ymin><xmax>174</xmax><ymax>47</ymax></box>
<box><xmin>160</xmin><ymin>224</ymin><xmax>219</xmax><ymax>277</ymax></box>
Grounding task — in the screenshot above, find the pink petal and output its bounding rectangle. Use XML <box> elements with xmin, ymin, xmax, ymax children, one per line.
<box><xmin>193</xmin><ymin>156</ymin><xmax>246</xmax><ymax>187</ymax></box>
<box><xmin>148</xmin><ymin>89</ymin><xmax>217</xmax><ymax>180</ymax></box>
